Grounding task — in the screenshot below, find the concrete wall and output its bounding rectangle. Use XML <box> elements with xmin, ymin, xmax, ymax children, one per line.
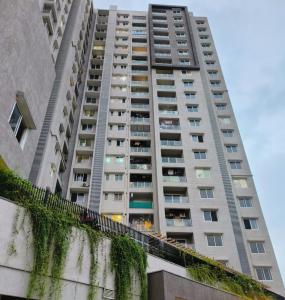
<box><xmin>0</xmin><ymin>0</ymin><xmax>55</xmax><ymax>178</ymax></box>
<box><xmin>148</xmin><ymin>271</ymin><xmax>239</xmax><ymax>300</ymax></box>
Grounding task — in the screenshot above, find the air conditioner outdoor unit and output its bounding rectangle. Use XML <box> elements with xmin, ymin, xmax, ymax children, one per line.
<box><xmin>82</xmin><ymin>183</ymin><xmax>89</xmax><ymax>187</ymax></box>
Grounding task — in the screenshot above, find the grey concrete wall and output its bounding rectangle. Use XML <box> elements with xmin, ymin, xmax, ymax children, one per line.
<box><xmin>148</xmin><ymin>271</ymin><xmax>239</xmax><ymax>300</ymax></box>
<box><xmin>0</xmin><ymin>0</ymin><xmax>55</xmax><ymax>178</ymax></box>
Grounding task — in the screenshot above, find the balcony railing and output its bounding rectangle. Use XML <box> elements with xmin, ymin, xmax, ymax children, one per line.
<box><xmin>160</xmin><ymin>140</ymin><xmax>182</xmax><ymax>146</ymax></box>
<box><xmin>154</xmin><ymin>44</ymin><xmax>170</xmax><ymax>48</ymax></box>
<box><xmin>166</xmin><ymin>218</ymin><xmax>192</xmax><ymax>227</ymax></box>
<box><xmin>131</xmin><ymin>104</ymin><xmax>149</xmax><ymax>109</ymax></box>
<box><xmin>157</xmin><ymin>85</ymin><xmax>175</xmax><ymax>90</ymax></box>
<box><xmin>155</xmin><ymin>53</ymin><xmax>171</xmax><ymax>57</ymax></box>
<box><xmin>156</xmin><ymin>74</ymin><xmax>174</xmax><ymax>79</ymax></box>
<box><xmin>131</xmin><ymin>92</ymin><xmax>149</xmax><ymax>97</ymax></box>
<box><xmin>164</xmin><ymin>195</ymin><xmax>189</xmax><ymax>204</ymax></box>
<box><xmin>129</xmin><ymin>201</ymin><xmax>153</xmax><ymax>209</ymax></box>
<box><xmin>163</xmin><ymin>176</ymin><xmax>187</xmax><ymax>183</ymax></box>
<box><xmin>131</xmin><ymin>117</ymin><xmax>150</xmax><ymax>123</ymax></box>
<box><xmin>130</xmin><ymin>222</ymin><xmax>154</xmax><ymax>232</ymax></box>
<box><xmin>160</xmin><ymin>124</ymin><xmax>180</xmax><ymax>130</ymax></box>
<box><xmin>157</xmin><ymin>97</ymin><xmax>177</xmax><ymax>103</ymax></box>
<box><xmin>130</xmin><ymin>182</ymin><xmax>152</xmax><ymax>188</ymax></box>
<box><xmin>130</xmin><ymin>147</ymin><xmax>150</xmax><ymax>153</ymax></box>
<box><xmin>130</xmin><ymin>131</ymin><xmax>150</xmax><ymax>137</ymax></box>
<box><xmin>159</xmin><ymin>110</ymin><xmax>178</xmax><ymax>116</ymax></box>
<box><xmin>130</xmin><ymin>164</ymin><xmax>152</xmax><ymax>170</ymax></box>
<box><xmin>162</xmin><ymin>157</ymin><xmax>184</xmax><ymax>164</ymax></box>
<box><xmin>132</xmin><ymin>60</ymin><xmax>148</xmax><ymax>65</ymax></box>
<box><xmin>131</xmin><ymin>81</ymin><xmax>148</xmax><ymax>86</ymax></box>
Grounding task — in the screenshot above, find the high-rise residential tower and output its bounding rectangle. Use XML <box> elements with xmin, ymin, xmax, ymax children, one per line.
<box><xmin>0</xmin><ymin>2</ymin><xmax>283</xmax><ymax>296</ymax></box>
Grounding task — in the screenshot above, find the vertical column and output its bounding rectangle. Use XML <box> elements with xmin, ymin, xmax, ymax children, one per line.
<box><xmin>89</xmin><ymin>7</ymin><xmax>117</xmax><ymax>211</ymax></box>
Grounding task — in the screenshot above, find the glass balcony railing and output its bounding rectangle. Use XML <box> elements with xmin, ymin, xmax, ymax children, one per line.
<box><xmin>156</xmin><ymin>74</ymin><xmax>174</xmax><ymax>78</ymax></box>
<box><xmin>130</xmin><ymin>164</ymin><xmax>152</xmax><ymax>170</ymax></box>
<box><xmin>166</xmin><ymin>218</ymin><xmax>192</xmax><ymax>227</ymax></box>
<box><xmin>160</xmin><ymin>140</ymin><xmax>182</xmax><ymax>146</ymax></box>
<box><xmin>164</xmin><ymin>195</ymin><xmax>189</xmax><ymax>204</ymax></box>
<box><xmin>155</xmin><ymin>53</ymin><xmax>171</xmax><ymax>57</ymax></box>
<box><xmin>131</xmin><ymin>117</ymin><xmax>150</xmax><ymax>123</ymax></box>
<box><xmin>129</xmin><ymin>201</ymin><xmax>153</xmax><ymax>209</ymax></box>
<box><xmin>157</xmin><ymin>97</ymin><xmax>177</xmax><ymax>103</ymax></box>
<box><xmin>160</xmin><ymin>124</ymin><xmax>180</xmax><ymax>130</ymax></box>
<box><xmin>154</xmin><ymin>44</ymin><xmax>170</xmax><ymax>48</ymax></box>
<box><xmin>163</xmin><ymin>176</ymin><xmax>187</xmax><ymax>183</ymax></box>
<box><xmin>130</xmin><ymin>131</ymin><xmax>150</xmax><ymax>137</ymax></box>
<box><xmin>162</xmin><ymin>157</ymin><xmax>184</xmax><ymax>163</ymax></box>
<box><xmin>159</xmin><ymin>110</ymin><xmax>178</xmax><ymax>115</ymax></box>
<box><xmin>132</xmin><ymin>60</ymin><xmax>148</xmax><ymax>65</ymax></box>
<box><xmin>157</xmin><ymin>85</ymin><xmax>175</xmax><ymax>90</ymax></box>
<box><xmin>130</xmin><ymin>182</ymin><xmax>152</xmax><ymax>188</ymax></box>
<box><xmin>130</xmin><ymin>147</ymin><xmax>150</xmax><ymax>153</ymax></box>
<box><xmin>131</xmin><ymin>104</ymin><xmax>149</xmax><ymax>109</ymax></box>
<box><xmin>131</xmin><ymin>92</ymin><xmax>149</xmax><ymax>97</ymax></box>
<box><xmin>131</xmin><ymin>81</ymin><xmax>148</xmax><ymax>86</ymax></box>
<box><xmin>130</xmin><ymin>221</ymin><xmax>154</xmax><ymax>232</ymax></box>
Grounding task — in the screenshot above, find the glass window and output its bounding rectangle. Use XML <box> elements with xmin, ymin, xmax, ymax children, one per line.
<box><xmin>9</xmin><ymin>103</ymin><xmax>27</xmax><ymax>143</ymax></box>
<box><xmin>200</xmin><ymin>188</ymin><xmax>213</xmax><ymax>198</ymax></box>
<box><xmin>239</xmin><ymin>197</ymin><xmax>253</xmax><ymax>207</ymax></box>
<box><xmin>115</xmin><ymin>174</ymin><xmax>123</xmax><ymax>181</ymax></box>
<box><xmin>219</xmin><ymin>117</ymin><xmax>231</xmax><ymax>125</ymax></box>
<box><xmin>189</xmin><ymin>119</ymin><xmax>200</xmax><ymax>127</ymax></box>
<box><xmin>233</xmin><ymin>178</ymin><xmax>248</xmax><ymax>188</ymax></box>
<box><xmin>222</xmin><ymin>129</ymin><xmax>234</xmax><ymax>137</ymax></box>
<box><xmin>255</xmin><ymin>267</ymin><xmax>272</xmax><ymax>281</ymax></box>
<box><xmin>216</xmin><ymin>103</ymin><xmax>227</xmax><ymax>111</ymax></box>
<box><xmin>206</xmin><ymin>234</ymin><xmax>223</xmax><ymax>246</ymax></box>
<box><xmin>196</xmin><ymin>168</ymin><xmax>211</xmax><ymax>179</ymax></box>
<box><xmin>191</xmin><ymin>134</ymin><xmax>203</xmax><ymax>143</ymax></box>
<box><xmin>203</xmin><ymin>210</ymin><xmax>218</xmax><ymax>222</ymax></box>
<box><xmin>116</xmin><ymin>156</ymin><xmax>124</xmax><ymax>164</ymax></box>
<box><xmin>249</xmin><ymin>241</ymin><xmax>265</xmax><ymax>253</ymax></box>
<box><xmin>230</xmin><ymin>161</ymin><xmax>242</xmax><ymax>169</ymax></box>
<box><xmin>185</xmin><ymin>92</ymin><xmax>196</xmax><ymax>100</ymax></box>
<box><xmin>226</xmin><ymin>145</ymin><xmax>237</xmax><ymax>153</ymax></box>
<box><xmin>194</xmin><ymin>151</ymin><xmax>206</xmax><ymax>159</ymax></box>
<box><xmin>244</xmin><ymin>218</ymin><xmax>258</xmax><ymax>229</ymax></box>
<box><xmin>187</xmin><ymin>105</ymin><xmax>198</xmax><ymax>112</ymax></box>
<box><xmin>114</xmin><ymin>193</ymin><xmax>123</xmax><ymax>201</ymax></box>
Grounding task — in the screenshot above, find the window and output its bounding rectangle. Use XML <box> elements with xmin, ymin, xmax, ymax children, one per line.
<box><xmin>243</xmin><ymin>218</ymin><xmax>258</xmax><ymax>229</ymax></box>
<box><xmin>114</xmin><ymin>193</ymin><xmax>123</xmax><ymax>201</ymax></box>
<box><xmin>105</xmin><ymin>174</ymin><xmax>110</xmax><ymax>180</ymax></box>
<box><xmin>213</xmin><ymin>92</ymin><xmax>223</xmax><ymax>99</ymax></box>
<box><xmin>233</xmin><ymin>178</ymin><xmax>248</xmax><ymax>188</ymax></box>
<box><xmin>222</xmin><ymin>129</ymin><xmax>234</xmax><ymax>137</ymax></box>
<box><xmin>250</xmin><ymin>241</ymin><xmax>265</xmax><ymax>254</ymax></box>
<box><xmin>118</xmin><ymin>124</ymin><xmax>125</xmax><ymax>131</ymax></box>
<box><xmin>200</xmin><ymin>188</ymin><xmax>213</xmax><ymax>198</ymax></box>
<box><xmin>183</xmin><ymin>80</ymin><xmax>194</xmax><ymax>87</ymax></box>
<box><xmin>74</xmin><ymin>173</ymin><xmax>87</xmax><ymax>182</ymax></box>
<box><xmin>194</xmin><ymin>151</ymin><xmax>207</xmax><ymax>159</ymax></box>
<box><xmin>226</xmin><ymin>145</ymin><xmax>237</xmax><ymax>153</ymax></box>
<box><xmin>82</xmin><ymin>124</ymin><xmax>93</xmax><ymax>131</ymax></box>
<box><xmin>187</xmin><ymin>105</ymin><xmax>198</xmax><ymax>112</ymax></box>
<box><xmin>178</xmin><ymin>50</ymin><xmax>189</xmax><ymax>56</ymax></box>
<box><xmin>185</xmin><ymin>92</ymin><xmax>196</xmax><ymax>100</ymax></box>
<box><xmin>205</xmin><ymin>60</ymin><xmax>215</xmax><ymax>65</ymax></box>
<box><xmin>115</xmin><ymin>174</ymin><xmax>123</xmax><ymax>181</ymax></box>
<box><xmin>230</xmin><ymin>161</ymin><xmax>242</xmax><ymax>169</ymax></box>
<box><xmin>178</xmin><ymin>40</ymin><xmax>187</xmax><ymax>45</ymax></box>
<box><xmin>189</xmin><ymin>119</ymin><xmax>200</xmax><ymax>127</ymax></box>
<box><xmin>71</xmin><ymin>193</ymin><xmax>85</xmax><ymax>203</ymax></box>
<box><xmin>206</xmin><ymin>234</ymin><xmax>223</xmax><ymax>246</ymax></box>
<box><xmin>9</xmin><ymin>103</ymin><xmax>27</xmax><ymax>143</ymax></box>
<box><xmin>191</xmin><ymin>134</ymin><xmax>203</xmax><ymax>143</ymax></box>
<box><xmin>104</xmin><ymin>193</ymin><xmax>108</xmax><ymax>200</ymax></box>
<box><xmin>196</xmin><ymin>168</ymin><xmax>211</xmax><ymax>179</ymax></box>
<box><xmin>216</xmin><ymin>103</ymin><xmax>227</xmax><ymax>111</ymax></box>
<box><xmin>255</xmin><ymin>267</ymin><xmax>272</xmax><ymax>281</ymax></box>
<box><xmin>239</xmin><ymin>197</ymin><xmax>253</xmax><ymax>207</ymax></box>
<box><xmin>79</xmin><ymin>139</ymin><xmax>91</xmax><ymax>147</ymax></box>
<box><xmin>203</xmin><ymin>210</ymin><xmax>218</xmax><ymax>222</ymax></box>
<box><xmin>105</xmin><ymin>156</ymin><xmax>112</xmax><ymax>164</ymax></box>
<box><xmin>219</xmin><ymin>117</ymin><xmax>231</xmax><ymax>125</ymax></box>
<box><xmin>180</xmin><ymin>59</ymin><xmax>190</xmax><ymax>65</ymax></box>
<box><xmin>116</xmin><ymin>139</ymin><xmax>124</xmax><ymax>146</ymax></box>
<box><xmin>116</xmin><ymin>156</ymin><xmax>124</xmax><ymax>164</ymax></box>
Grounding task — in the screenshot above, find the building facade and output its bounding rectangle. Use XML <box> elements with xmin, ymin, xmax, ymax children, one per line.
<box><xmin>66</xmin><ymin>4</ymin><xmax>284</xmax><ymax>294</ymax></box>
<box><xmin>0</xmin><ymin>2</ymin><xmax>284</xmax><ymax>296</ymax></box>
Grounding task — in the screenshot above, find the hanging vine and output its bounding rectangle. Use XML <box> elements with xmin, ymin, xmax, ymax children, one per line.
<box><xmin>110</xmin><ymin>235</ymin><xmax>147</xmax><ymax>300</ymax></box>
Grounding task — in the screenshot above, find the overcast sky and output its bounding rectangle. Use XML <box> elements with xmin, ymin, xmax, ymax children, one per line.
<box><xmin>94</xmin><ymin>0</ymin><xmax>285</xmax><ymax>282</ymax></box>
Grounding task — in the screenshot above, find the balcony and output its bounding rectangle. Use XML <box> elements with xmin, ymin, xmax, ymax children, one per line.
<box><xmin>131</xmin><ymin>117</ymin><xmax>150</xmax><ymax>124</ymax></box>
<box><xmin>154</xmin><ymin>44</ymin><xmax>170</xmax><ymax>48</ymax></box>
<box><xmin>163</xmin><ymin>176</ymin><xmax>186</xmax><ymax>183</ymax></box>
<box><xmin>130</xmin><ymin>164</ymin><xmax>151</xmax><ymax>170</ymax></box>
<box><xmin>166</xmin><ymin>219</ymin><xmax>192</xmax><ymax>226</ymax></box>
<box><xmin>131</xmin><ymin>92</ymin><xmax>149</xmax><ymax>97</ymax></box>
<box><xmin>165</xmin><ymin>209</ymin><xmax>192</xmax><ymax>227</ymax></box>
<box><xmin>42</xmin><ymin>10</ymin><xmax>54</xmax><ymax>36</ymax></box>
<box><xmin>129</xmin><ymin>201</ymin><xmax>153</xmax><ymax>209</ymax></box>
<box><xmin>157</xmin><ymin>85</ymin><xmax>175</xmax><ymax>90</ymax></box>
<box><xmin>160</xmin><ymin>124</ymin><xmax>180</xmax><ymax>130</ymax></box>
<box><xmin>130</xmin><ymin>182</ymin><xmax>152</xmax><ymax>188</ymax></box>
<box><xmin>157</xmin><ymin>97</ymin><xmax>177</xmax><ymax>103</ymax></box>
<box><xmin>162</xmin><ymin>157</ymin><xmax>184</xmax><ymax>164</ymax></box>
<box><xmin>131</xmin><ymin>81</ymin><xmax>148</xmax><ymax>86</ymax></box>
<box><xmin>164</xmin><ymin>195</ymin><xmax>189</xmax><ymax>204</ymax></box>
<box><xmin>131</xmin><ymin>104</ymin><xmax>149</xmax><ymax>109</ymax></box>
<box><xmin>160</xmin><ymin>140</ymin><xmax>182</xmax><ymax>147</ymax></box>
<box><xmin>156</xmin><ymin>73</ymin><xmax>174</xmax><ymax>79</ymax></box>
<box><xmin>130</xmin><ymin>147</ymin><xmax>150</xmax><ymax>153</ymax></box>
<box><xmin>131</xmin><ymin>131</ymin><xmax>150</xmax><ymax>137</ymax></box>
<box><xmin>129</xmin><ymin>214</ymin><xmax>154</xmax><ymax>232</ymax></box>
<box><xmin>132</xmin><ymin>60</ymin><xmax>148</xmax><ymax>65</ymax></box>
<box><xmin>159</xmin><ymin>110</ymin><xmax>178</xmax><ymax>116</ymax></box>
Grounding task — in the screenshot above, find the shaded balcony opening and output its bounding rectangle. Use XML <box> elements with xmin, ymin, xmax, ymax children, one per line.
<box><xmin>130</xmin><ymin>174</ymin><xmax>152</xmax><ymax>189</ymax></box>
<box><xmin>129</xmin><ymin>192</ymin><xmax>153</xmax><ymax>209</ymax></box>
<box><xmin>154</xmin><ymin>39</ymin><xmax>169</xmax><ymax>45</ymax></box>
<box><xmin>154</xmin><ymin>30</ymin><xmax>169</xmax><ymax>37</ymax></box>
<box><xmin>132</xmin><ymin>65</ymin><xmax>148</xmax><ymax>73</ymax></box>
<box><xmin>159</xmin><ymin>104</ymin><xmax>178</xmax><ymax>115</ymax></box>
<box><xmin>130</xmin><ymin>124</ymin><xmax>150</xmax><ymax>137</ymax></box>
<box><xmin>131</xmin><ymin>111</ymin><xmax>149</xmax><ymax>119</ymax></box>
<box><xmin>132</xmin><ymin>75</ymin><xmax>148</xmax><ymax>83</ymax></box>
<box><xmin>162</xmin><ymin>167</ymin><xmax>186</xmax><ymax>183</ymax></box>
<box><xmin>164</xmin><ymin>187</ymin><xmax>189</xmax><ymax>204</ymax></box>
<box><xmin>165</xmin><ymin>208</ymin><xmax>192</xmax><ymax>227</ymax></box>
<box><xmin>166</xmin><ymin>232</ymin><xmax>194</xmax><ymax>249</ymax></box>
<box><xmin>155</xmin><ymin>57</ymin><xmax>172</xmax><ymax>64</ymax></box>
<box><xmin>157</xmin><ymin>91</ymin><xmax>176</xmax><ymax>103</ymax></box>
<box><xmin>130</xmin><ymin>140</ymin><xmax>150</xmax><ymax>149</ymax></box>
<box><xmin>159</xmin><ymin>118</ymin><xmax>180</xmax><ymax>130</ymax></box>
<box><xmin>160</xmin><ymin>133</ymin><xmax>182</xmax><ymax>146</ymax></box>
<box><xmin>131</xmin><ymin>98</ymin><xmax>149</xmax><ymax>107</ymax></box>
<box><xmin>130</xmin><ymin>156</ymin><xmax>151</xmax><ymax>170</ymax></box>
<box><xmin>129</xmin><ymin>214</ymin><xmax>154</xmax><ymax>232</ymax></box>
<box><xmin>161</xmin><ymin>149</ymin><xmax>183</xmax><ymax>163</ymax></box>
<box><xmin>156</xmin><ymin>69</ymin><xmax>173</xmax><ymax>76</ymax></box>
<box><xmin>132</xmin><ymin>38</ymin><xmax>148</xmax><ymax>44</ymax></box>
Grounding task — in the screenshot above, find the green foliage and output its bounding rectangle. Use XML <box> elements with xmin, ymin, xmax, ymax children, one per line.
<box><xmin>187</xmin><ymin>263</ymin><xmax>272</xmax><ymax>299</ymax></box>
<box><xmin>111</xmin><ymin>235</ymin><xmax>147</xmax><ymax>300</ymax></box>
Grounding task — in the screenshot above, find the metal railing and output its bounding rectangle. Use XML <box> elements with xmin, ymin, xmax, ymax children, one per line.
<box><xmin>160</xmin><ymin>124</ymin><xmax>181</xmax><ymax>130</ymax></box>
<box><xmin>129</xmin><ymin>182</ymin><xmax>152</xmax><ymax>188</ymax></box>
<box><xmin>166</xmin><ymin>218</ymin><xmax>192</xmax><ymax>227</ymax></box>
<box><xmin>0</xmin><ymin>174</ymin><xmax>280</xmax><ymax>300</ymax></box>
<box><xmin>160</xmin><ymin>140</ymin><xmax>182</xmax><ymax>146</ymax></box>
<box><xmin>163</xmin><ymin>176</ymin><xmax>187</xmax><ymax>183</ymax></box>
<box><xmin>164</xmin><ymin>195</ymin><xmax>189</xmax><ymax>204</ymax></box>
<box><xmin>130</xmin><ymin>164</ymin><xmax>152</xmax><ymax>170</ymax></box>
<box><xmin>162</xmin><ymin>157</ymin><xmax>184</xmax><ymax>163</ymax></box>
<box><xmin>130</xmin><ymin>131</ymin><xmax>150</xmax><ymax>137</ymax></box>
<box><xmin>130</xmin><ymin>147</ymin><xmax>150</xmax><ymax>153</ymax></box>
<box><xmin>157</xmin><ymin>97</ymin><xmax>177</xmax><ymax>103</ymax></box>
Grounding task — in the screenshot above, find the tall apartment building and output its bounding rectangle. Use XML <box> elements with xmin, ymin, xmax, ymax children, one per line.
<box><xmin>0</xmin><ymin>2</ymin><xmax>284</xmax><ymax>296</ymax></box>
<box><xmin>65</xmin><ymin>4</ymin><xmax>284</xmax><ymax>294</ymax></box>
